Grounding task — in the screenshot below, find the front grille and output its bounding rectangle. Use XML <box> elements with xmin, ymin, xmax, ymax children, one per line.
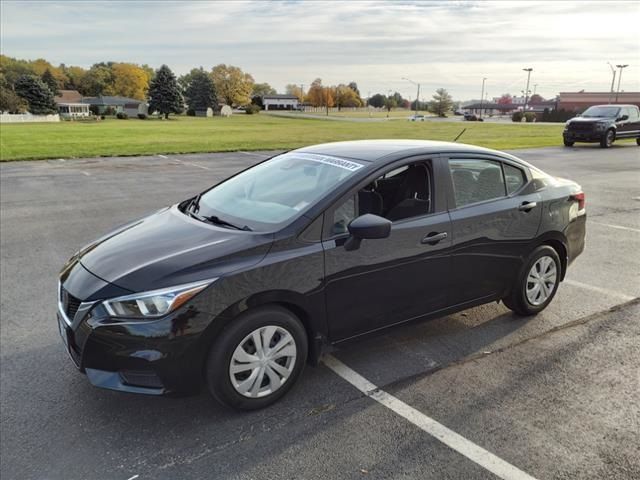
<box><xmin>61</xmin><ymin>287</ymin><xmax>82</xmax><ymax>320</ymax></box>
<box><xmin>568</xmin><ymin>123</ymin><xmax>595</xmax><ymax>132</ymax></box>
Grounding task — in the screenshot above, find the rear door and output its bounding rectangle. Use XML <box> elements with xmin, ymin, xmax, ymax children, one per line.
<box><xmin>445</xmin><ymin>155</ymin><xmax>542</xmax><ymax>305</ymax></box>
<box><xmin>322</xmin><ymin>156</ymin><xmax>453</xmax><ymax>341</ymax></box>
<box><xmin>618</xmin><ymin>106</ymin><xmax>640</xmax><ymax>138</ymax></box>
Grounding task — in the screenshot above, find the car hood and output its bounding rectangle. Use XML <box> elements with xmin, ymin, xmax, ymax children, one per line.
<box><xmin>568</xmin><ymin>117</ymin><xmax>612</xmax><ymax>124</ymax></box>
<box><xmin>78</xmin><ymin>205</ymin><xmax>274</xmax><ymax>292</ymax></box>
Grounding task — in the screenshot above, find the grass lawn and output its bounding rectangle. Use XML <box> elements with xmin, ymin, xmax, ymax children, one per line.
<box><xmin>0</xmin><ymin>115</ymin><xmax>566</xmax><ymax>161</ymax></box>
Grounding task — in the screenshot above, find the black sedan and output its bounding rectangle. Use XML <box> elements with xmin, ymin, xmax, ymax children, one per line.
<box><xmin>58</xmin><ymin>140</ymin><xmax>586</xmax><ymax>410</ymax></box>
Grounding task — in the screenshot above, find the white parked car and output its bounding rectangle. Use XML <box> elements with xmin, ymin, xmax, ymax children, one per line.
<box><xmin>408</xmin><ymin>114</ymin><xmax>425</xmax><ymax>121</ymax></box>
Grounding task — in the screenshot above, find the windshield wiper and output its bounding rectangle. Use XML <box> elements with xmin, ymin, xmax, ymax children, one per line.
<box><xmin>189</xmin><ymin>193</ymin><xmax>203</xmax><ymax>213</ymax></box>
<box><xmin>205</xmin><ymin>215</ymin><xmax>253</xmax><ymax>231</ymax></box>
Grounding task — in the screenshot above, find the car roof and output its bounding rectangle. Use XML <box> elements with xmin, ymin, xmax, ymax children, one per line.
<box><xmin>590</xmin><ymin>104</ymin><xmax>637</xmax><ymax>108</ymax></box>
<box><xmin>294</xmin><ymin>139</ymin><xmax>515</xmax><ymax>163</ymax></box>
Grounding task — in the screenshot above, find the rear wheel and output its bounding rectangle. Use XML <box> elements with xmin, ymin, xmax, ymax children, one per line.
<box><xmin>563</xmin><ymin>139</ymin><xmax>574</xmax><ymax>147</ymax></box>
<box><xmin>205</xmin><ymin>306</ymin><xmax>308</xmax><ymax>410</ymax></box>
<box><xmin>503</xmin><ymin>245</ymin><xmax>561</xmax><ymax>316</ymax></box>
<box><xmin>600</xmin><ymin>129</ymin><xmax>615</xmax><ymax>148</ymax></box>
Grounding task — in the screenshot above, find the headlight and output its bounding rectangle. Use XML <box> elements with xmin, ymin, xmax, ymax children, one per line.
<box><xmin>103</xmin><ymin>279</ymin><xmax>215</xmax><ymax>319</ymax></box>
<box><xmin>594</xmin><ymin>123</ymin><xmax>607</xmax><ymax>131</ymax></box>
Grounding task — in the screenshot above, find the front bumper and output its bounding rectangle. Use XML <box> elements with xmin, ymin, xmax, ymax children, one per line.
<box><xmin>57</xmin><ymin>281</ymin><xmax>217</xmax><ymax>396</ymax></box>
<box><xmin>563</xmin><ymin>130</ymin><xmax>603</xmax><ymax>142</ymax></box>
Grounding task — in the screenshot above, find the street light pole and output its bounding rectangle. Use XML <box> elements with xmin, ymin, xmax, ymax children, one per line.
<box><xmin>607</xmin><ymin>63</ymin><xmax>616</xmax><ymax>104</ymax></box>
<box><xmin>522</xmin><ymin>68</ymin><xmax>533</xmax><ymax>112</ymax></box>
<box><xmin>402</xmin><ymin>77</ymin><xmax>420</xmax><ymax>116</ymax></box>
<box><xmin>479</xmin><ymin>77</ymin><xmax>487</xmax><ymax>119</ymax></box>
<box><xmin>615</xmin><ymin>64</ymin><xmax>629</xmax><ymax>103</ymax></box>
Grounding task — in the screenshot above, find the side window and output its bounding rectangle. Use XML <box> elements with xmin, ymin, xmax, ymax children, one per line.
<box><xmin>331</xmin><ymin>162</ymin><xmax>432</xmax><ymax>235</ymax></box>
<box><xmin>623</xmin><ymin>107</ymin><xmax>638</xmax><ymax>121</ymax></box>
<box><xmin>449</xmin><ymin>159</ymin><xmax>506</xmax><ymax>207</ymax></box>
<box><xmin>503</xmin><ymin>163</ymin><xmax>526</xmax><ymax>195</ymax></box>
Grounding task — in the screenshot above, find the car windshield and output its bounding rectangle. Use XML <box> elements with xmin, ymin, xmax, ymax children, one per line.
<box><xmin>581</xmin><ymin>106</ymin><xmax>620</xmax><ymax>118</ymax></box>
<box><xmin>191</xmin><ymin>152</ymin><xmax>365</xmax><ymax>231</ymax></box>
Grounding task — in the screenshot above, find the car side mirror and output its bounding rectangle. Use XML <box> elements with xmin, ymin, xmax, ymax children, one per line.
<box><xmin>344</xmin><ymin>214</ymin><xmax>391</xmax><ymax>251</ymax></box>
<box><xmin>617</xmin><ymin>115</ymin><xmax>629</xmax><ymax>121</ymax></box>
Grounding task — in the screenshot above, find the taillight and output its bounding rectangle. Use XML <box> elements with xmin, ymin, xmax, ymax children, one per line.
<box><xmin>571</xmin><ymin>192</ymin><xmax>585</xmax><ymax>211</ymax></box>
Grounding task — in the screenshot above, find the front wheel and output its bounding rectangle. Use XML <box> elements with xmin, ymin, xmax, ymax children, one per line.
<box><xmin>600</xmin><ymin>129</ymin><xmax>615</xmax><ymax>148</ymax></box>
<box><xmin>563</xmin><ymin>139</ymin><xmax>574</xmax><ymax>147</ymax></box>
<box><xmin>503</xmin><ymin>245</ymin><xmax>561</xmax><ymax>316</ymax></box>
<box><xmin>636</xmin><ymin>138</ymin><xmax>640</xmax><ymax>146</ymax></box>
<box><xmin>205</xmin><ymin>306</ymin><xmax>308</xmax><ymax>410</ymax></box>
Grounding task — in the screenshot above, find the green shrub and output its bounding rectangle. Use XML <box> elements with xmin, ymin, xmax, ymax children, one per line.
<box><xmin>104</xmin><ymin>106</ymin><xmax>116</xmax><ymax>116</ymax></box>
<box><xmin>137</xmin><ymin>113</ymin><xmax>147</xmax><ymax>120</ymax></box>
<box><xmin>524</xmin><ymin>112</ymin><xmax>536</xmax><ymax>123</ymax></box>
<box><xmin>245</xmin><ymin>104</ymin><xmax>261</xmax><ymax>115</ymax></box>
<box><xmin>116</xmin><ymin>112</ymin><xmax>129</xmax><ymax>119</ymax></box>
<box><xmin>541</xmin><ymin>108</ymin><xmax>575</xmax><ymax>122</ymax></box>
<box><xmin>186</xmin><ymin>109</ymin><xmax>196</xmax><ymax>117</ymax></box>
<box><xmin>511</xmin><ymin>111</ymin><xmax>523</xmax><ymax>122</ymax></box>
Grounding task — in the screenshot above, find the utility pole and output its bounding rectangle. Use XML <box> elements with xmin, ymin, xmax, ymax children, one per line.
<box><xmin>533</xmin><ymin>84</ymin><xmax>538</xmax><ymax>95</ymax></box>
<box><xmin>479</xmin><ymin>77</ymin><xmax>487</xmax><ymax>119</ymax></box>
<box><xmin>300</xmin><ymin>84</ymin><xmax>304</xmax><ymax>111</ymax></box>
<box><xmin>615</xmin><ymin>64</ymin><xmax>629</xmax><ymax>103</ymax></box>
<box><xmin>522</xmin><ymin>68</ymin><xmax>533</xmax><ymax>112</ymax></box>
<box><xmin>607</xmin><ymin>63</ymin><xmax>616</xmax><ymax>104</ymax></box>
<box><xmin>402</xmin><ymin>77</ymin><xmax>420</xmax><ymax>116</ymax></box>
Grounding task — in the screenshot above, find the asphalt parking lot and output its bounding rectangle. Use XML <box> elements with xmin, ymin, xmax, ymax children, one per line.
<box><xmin>1</xmin><ymin>144</ymin><xmax>639</xmax><ymax>480</ymax></box>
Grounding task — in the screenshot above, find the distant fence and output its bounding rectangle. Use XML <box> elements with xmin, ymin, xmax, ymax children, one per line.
<box><xmin>0</xmin><ymin>114</ymin><xmax>60</xmax><ymax>123</ymax></box>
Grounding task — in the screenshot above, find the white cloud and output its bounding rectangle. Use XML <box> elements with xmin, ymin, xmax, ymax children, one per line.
<box><xmin>1</xmin><ymin>0</ymin><xmax>638</xmax><ymax>99</ymax></box>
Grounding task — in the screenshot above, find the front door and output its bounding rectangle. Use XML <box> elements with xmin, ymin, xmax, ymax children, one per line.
<box><xmin>322</xmin><ymin>159</ymin><xmax>453</xmax><ymax>341</ymax></box>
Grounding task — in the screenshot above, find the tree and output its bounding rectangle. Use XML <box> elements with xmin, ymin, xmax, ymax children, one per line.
<box><xmin>210</xmin><ymin>64</ymin><xmax>254</xmax><ymax>106</ymax></box>
<box><xmin>529</xmin><ymin>94</ymin><xmax>544</xmax><ymax>104</ymax></box>
<box><xmin>108</xmin><ymin>63</ymin><xmax>150</xmax><ymax>100</ymax></box>
<box><xmin>0</xmin><ymin>85</ymin><xmax>28</xmax><ymax>113</ymax></box>
<box><xmin>148</xmin><ymin>65</ymin><xmax>183</xmax><ymax>119</ymax></box>
<box><xmin>78</xmin><ymin>64</ymin><xmax>114</xmax><ymax>96</ymax></box>
<box><xmin>368</xmin><ymin>93</ymin><xmax>386</xmax><ymax>108</ymax></box>
<box><xmin>61</xmin><ymin>65</ymin><xmax>87</xmax><ymax>90</ymax></box>
<box><xmin>497</xmin><ymin>94</ymin><xmax>512</xmax><ymax>105</ymax></box>
<box><xmin>285</xmin><ymin>84</ymin><xmax>304</xmax><ymax>102</ymax></box>
<box><xmin>334</xmin><ymin>84</ymin><xmax>362</xmax><ymax>110</ymax></box>
<box><xmin>184</xmin><ymin>68</ymin><xmax>217</xmax><ymax>112</ymax></box>
<box><xmin>428</xmin><ymin>88</ymin><xmax>453</xmax><ymax>117</ymax></box>
<box><xmin>252</xmin><ymin>82</ymin><xmax>276</xmax><ymax>98</ymax></box>
<box><xmin>384</xmin><ymin>96</ymin><xmax>397</xmax><ymax>112</ymax></box>
<box><xmin>348</xmin><ymin>81</ymin><xmax>360</xmax><ymax>97</ymax></box>
<box><xmin>306</xmin><ymin>78</ymin><xmax>326</xmax><ymax>107</ymax></box>
<box><xmin>14</xmin><ymin>75</ymin><xmax>57</xmax><ymax>114</ymax></box>
<box><xmin>41</xmin><ymin>69</ymin><xmax>59</xmax><ymax>96</ymax></box>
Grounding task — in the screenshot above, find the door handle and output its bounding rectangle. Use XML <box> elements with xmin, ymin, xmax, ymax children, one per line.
<box><xmin>518</xmin><ymin>201</ymin><xmax>537</xmax><ymax>211</ymax></box>
<box><xmin>421</xmin><ymin>232</ymin><xmax>448</xmax><ymax>245</ymax></box>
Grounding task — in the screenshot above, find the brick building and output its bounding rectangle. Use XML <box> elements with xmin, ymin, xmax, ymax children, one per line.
<box><xmin>558</xmin><ymin>92</ymin><xmax>640</xmax><ymax>112</ymax></box>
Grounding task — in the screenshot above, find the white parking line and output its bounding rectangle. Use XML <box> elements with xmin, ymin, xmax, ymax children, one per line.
<box><xmin>172</xmin><ymin>158</ymin><xmax>211</xmax><ymax>170</ymax></box>
<box><xmin>564</xmin><ymin>279</ymin><xmax>635</xmax><ymax>301</ymax></box>
<box><xmin>589</xmin><ymin>222</ymin><xmax>640</xmax><ymax>233</ymax></box>
<box><xmin>238</xmin><ymin>151</ymin><xmax>268</xmax><ymax>157</ymax></box>
<box><xmin>324</xmin><ymin>355</ymin><xmax>539</xmax><ymax>480</ymax></box>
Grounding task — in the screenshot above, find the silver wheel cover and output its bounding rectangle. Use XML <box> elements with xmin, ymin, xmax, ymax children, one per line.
<box><xmin>525</xmin><ymin>255</ymin><xmax>558</xmax><ymax>306</ymax></box>
<box><xmin>229</xmin><ymin>325</ymin><xmax>297</xmax><ymax>398</ymax></box>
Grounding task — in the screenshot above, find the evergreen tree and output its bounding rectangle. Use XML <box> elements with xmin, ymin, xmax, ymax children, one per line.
<box><xmin>148</xmin><ymin>65</ymin><xmax>183</xmax><ymax>119</ymax></box>
<box><xmin>428</xmin><ymin>88</ymin><xmax>454</xmax><ymax>117</ymax></box>
<box><xmin>184</xmin><ymin>68</ymin><xmax>216</xmax><ymax>112</ymax></box>
<box><xmin>14</xmin><ymin>75</ymin><xmax>57</xmax><ymax>114</ymax></box>
<box><xmin>41</xmin><ymin>68</ymin><xmax>59</xmax><ymax>96</ymax></box>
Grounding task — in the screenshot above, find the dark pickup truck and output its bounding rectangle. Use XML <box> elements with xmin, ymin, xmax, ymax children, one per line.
<box><xmin>563</xmin><ymin>104</ymin><xmax>640</xmax><ymax>148</ymax></box>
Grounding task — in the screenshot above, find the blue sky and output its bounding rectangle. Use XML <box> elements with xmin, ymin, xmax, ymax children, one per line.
<box><xmin>1</xmin><ymin>0</ymin><xmax>639</xmax><ymax>100</ymax></box>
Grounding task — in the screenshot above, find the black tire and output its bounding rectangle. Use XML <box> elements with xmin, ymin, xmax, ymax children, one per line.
<box><xmin>503</xmin><ymin>245</ymin><xmax>562</xmax><ymax>316</ymax></box>
<box><xmin>600</xmin><ymin>129</ymin><xmax>615</xmax><ymax>148</ymax></box>
<box><xmin>563</xmin><ymin>139</ymin><xmax>574</xmax><ymax>147</ymax></box>
<box><xmin>205</xmin><ymin>306</ymin><xmax>308</xmax><ymax>411</ymax></box>
<box><xmin>636</xmin><ymin>138</ymin><xmax>640</xmax><ymax>146</ymax></box>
